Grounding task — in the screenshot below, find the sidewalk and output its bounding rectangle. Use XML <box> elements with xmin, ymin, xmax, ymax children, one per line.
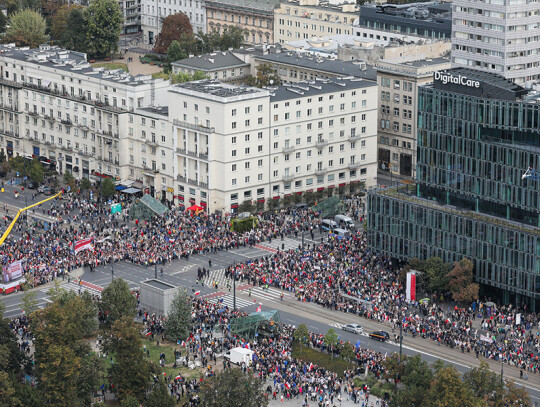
<box><xmin>105</xmin><ymin>52</ymin><xmax>163</xmax><ymax>76</ymax></box>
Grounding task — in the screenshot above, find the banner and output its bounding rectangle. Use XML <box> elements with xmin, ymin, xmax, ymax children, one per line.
<box><xmin>516</xmin><ymin>313</ymin><xmax>521</xmax><ymax>325</ymax></box>
<box><xmin>406</xmin><ymin>271</ymin><xmax>416</xmax><ymax>302</ymax></box>
<box><xmin>2</xmin><ymin>260</ymin><xmax>23</xmax><ymax>283</ymax></box>
<box><xmin>480</xmin><ymin>334</ymin><xmax>493</xmax><ymax>344</ymax></box>
<box><xmin>75</xmin><ymin>237</ymin><xmax>94</xmax><ymax>254</ymax></box>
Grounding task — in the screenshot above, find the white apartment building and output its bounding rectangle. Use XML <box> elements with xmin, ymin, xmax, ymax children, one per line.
<box><xmin>169</xmin><ymin>78</ymin><xmax>378</xmax><ymax>213</ymax></box>
<box><xmin>119</xmin><ymin>0</ymin><xmax>141</xmax><ymax>34</ymax></box>
<box><xmin>141</xmin><ymin>0</ymin><xmax>206</xmax><ymax>46</ymax></box>
<box><xmin>0</xmin><ymin>44</ymin><xmax>174</xmax><ymax>197</ymax></box>
<box><xmin>451</xmin><ymin>0</ymin><xmax>540</xmax><ymax>84</ymax></box>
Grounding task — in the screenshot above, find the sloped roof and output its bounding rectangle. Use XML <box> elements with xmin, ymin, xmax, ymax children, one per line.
<box><xmin>140</xmin><ymin>194</ymin><xmax>168</xmax><ymax>216</ymax></box>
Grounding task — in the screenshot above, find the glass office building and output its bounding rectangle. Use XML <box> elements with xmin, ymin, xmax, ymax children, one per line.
<box><xmin>368</xmin><ymin>68</ymin><xmax>540</xmax><ymax>309</ymax></box>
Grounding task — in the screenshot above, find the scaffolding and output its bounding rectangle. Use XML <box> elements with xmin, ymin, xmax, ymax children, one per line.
<box><xmin>230</xmin><ymin>310</ymin><xmax>282</xmax><ymax>339</ymax></box>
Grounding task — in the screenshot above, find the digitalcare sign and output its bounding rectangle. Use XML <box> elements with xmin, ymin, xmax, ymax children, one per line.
<box><xmin>434</xmin><ymin>71</ymin><xmax>480</xmax><ymax>88</ymax></box>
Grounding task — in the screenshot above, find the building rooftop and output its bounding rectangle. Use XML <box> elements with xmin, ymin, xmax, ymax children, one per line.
<box><xmin>363</xmin><ymin>2</ymin><xmax>451</xmax><ymax>20</ymax></box>
<box><xmin>269</xmin><ymin>77</ymin><xmax>376</xmax><ymax>102</ymax></box>
<box><xmin>0</xmin><ymin>44</ymin><xmax>162</xmax><ymax>87</ymax></box>
<box><xmin>142</xmin><ymin>279</ymin><xmax>177</xmax><ymax>290</ymax></box>
<box><xmin>171</xmin><ymin>50</ymin><xmax>250</xmax><ymax>72</ymax></box>
<box><xmin>375</xmin><ymin>55</ymin><xmax>451</xmax><ymax>77</ymax></box>
<box><xmin>280</xmin><ymin>0</ymin><xmax>360</xmax><ymax>14</ymax></box>
<box><xmin>138</xmin><ymin>106</ymin><xmax>169</xmax><ymax>117</ymax></box>
<box><xmin>255</xmin><ymin>52</ymin><xmax>377</xmax><ymax>81</ymax></box>
<box><xmin>170</xmin><ymin>79</ymin><xmax>269</xmax><ymax>101</ymax></box>
<box><xmin>205</xmin><ymin>0</ymin><xmax>281</xmax><ymax>12</ymax></box>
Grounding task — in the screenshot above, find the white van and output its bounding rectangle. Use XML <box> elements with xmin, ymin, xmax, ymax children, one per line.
<box><xmin>321</xmin><ymin>219</ymin><xmax>338</xmax><ymax>231</ymax></box>
<box><xmin>334</xmin><ymin>214</ymin><xmax>355</xmax><ymax>229</ymax></box>
<box><xmin>332</xmin><ymin>228</ymin><xmax>350</xmax><ymax>239</ymax></box>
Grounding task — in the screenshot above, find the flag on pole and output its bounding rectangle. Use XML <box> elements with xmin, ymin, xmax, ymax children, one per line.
<box><xmin>194</xmin><ymin>291</ymin><xmax>200</xmax><ymax>296</ymax></box>
<box><xmin>145</xmin><ymin>331</ymin><xmax>152</xmax><ymax>337</ymax></box>
<box><xmin>74</xmin><ymin>237</ymin><xmax>93</xmax><ymax>254</ymax></box>
<box><xmin>256</xmin><ymin>305</ymin><xmax>262</xmax><ymax>312</ymax></box>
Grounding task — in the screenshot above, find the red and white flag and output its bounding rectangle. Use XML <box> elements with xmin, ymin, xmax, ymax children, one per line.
<box><xmin>284</xmin><ymin>383</ymin><xmax>290</xmax><ymax>390</ymax></box>
<box><xmin>74</xmin><ymin>237</ymin><xmax>93</xmax><ymax>254</ymax></box>
<box><xmin>194</xmin><ymin>291</ymin><xmax>200</xmax><ymax>296</ymax></box>
<box><xmin>406</xmin><ymin>271</ymin><xmax>416</xmax><ymax>302</ymax></box>
<box><xmin>256</xmin><ymin>305</ymin><xmax>262</xmax><ymax>312</ymax></box>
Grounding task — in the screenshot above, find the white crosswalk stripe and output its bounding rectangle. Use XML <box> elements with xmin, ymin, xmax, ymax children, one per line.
<box><xmin>202</xmin><ymin>268</ymin><xmax>228</xmax><ymax>288</ymax></box>
<box><xmin>329</xmin><ymin>323</ymin><xmax>344</xmax><ymax>329</ymax></box>
<box><xmin>205</xmin><ymin>294</ymin><xmax>253</xmax><ymax>309</ymax></box>
<box><xmin>249</xmin><ymin>286</ymin><xmax>289</xmax><ymax>301</ymax></box>
<box><xmin>48</xmin><ymin>282</ymin><xmax>102</xmax><ymax>298</ymax></box>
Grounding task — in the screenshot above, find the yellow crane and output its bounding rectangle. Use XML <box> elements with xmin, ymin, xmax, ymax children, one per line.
<box><xmin>0</xmin><ymin>191</ymin><xmax>62</xmax><ymax>246</ymax></box>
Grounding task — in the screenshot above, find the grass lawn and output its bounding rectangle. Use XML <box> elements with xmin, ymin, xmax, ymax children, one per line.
<box><xmin>141</xmin><ymin>338</ymin><xmax>202</xmax><ymax>379</ymax></box>
<box><xmin>291</xmin><ymin>343</ymin><xmax>357</xmax><ymax>378</ymax></box>
<box><xmin>353</xmin><ymin>375</ymin><xmax>394</xmax><ymax>400</ymax></box>
<box><xmin>92</xmin><ymin>62</ymin><xmax>129</xmax><ymax>72</ymax></box>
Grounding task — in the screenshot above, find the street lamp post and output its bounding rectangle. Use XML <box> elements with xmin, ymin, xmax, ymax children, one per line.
<box><xmin>111</xmin><ymin>258</ymin><xmax>114</xmax><ymax>282</ymax></box>
<box><xmin>154</xmin><ymin>261</ymin><xmax>157</xmax><ymax>280</ymax></box>
<box><xmin>233</xmin><ymin>261</ymin><xmax>237</xmax><ymax>311</ymax></box>
<box><xmin>501</xmin><ymin>356</ymin><xmax>504</xmax><ymax>386</ymax></box>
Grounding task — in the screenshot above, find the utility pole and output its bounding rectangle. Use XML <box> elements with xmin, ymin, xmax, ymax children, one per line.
<box><xmin>399</xmin><ymin>320</ymin><xmax>403</xmax><ymax>361</ymax></box>
<box><xmin>111</xmin><ymin>259</ymin><xmax>114</xmax><ymax>282</ymax></box>
<box><xmin>302</xmin><ymin>229</ymin><xmax>304</xmax><ymax>251</ymax></box>
<box><xmin>233</xmin><ymin>261</ymin><xmax>236</xmax><ymax>311</ymax></box>
<box><xmin>501</xmin><ymin>356</ymin><xmax>504</xmax><ymax>386</ymax></box>
<box><xmin>154</xmin><ymin>261</ymin><xmax>157</xmax><ymax>279</ymax></box>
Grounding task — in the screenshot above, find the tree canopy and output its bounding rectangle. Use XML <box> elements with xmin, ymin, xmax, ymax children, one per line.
<box><xmin>164</xmin><ymin>288</ymin><xmax>192</xmax><ymax>342</ymax></box>
<box><xmin>154</xmin><ymin>13</ymin><xmax>193</xmax><ymax>54</ymax></box>
<box><xmin>199</xmin><ymin>368</ymin><xmax>268</xmax><ymax>407</ymax></box>
<box><xmin>6</xmin><ymin>8</ymin><xmax>47</xmax><ymax>48</ymax></box>
<box><xmin>50</xmin><ymin>4</ymin><xmax>83</xmax><ymax>42</ymax></box>
<box><xmin>84</xmin><ymin>0</ymin><xmax>123</xmax><ymax>57</ymax></box>
<box><xmin>61</xmin><ymin>7</ymin><xmax>87</xmax><ymax>53</ymax></box>
<box><xmin>448</xmin><ymin>258</ymin><xmax>479</xmax><ymax>302</ymax></box>
<box><xmin>99</xmin><ymin>278</ymin><xmax>137</xmax><ymax>326</ymax></box>
<box><xmin>246</xmin><ymin>64</ymin><xmax>281</xmax><ymax>88</ymax></box>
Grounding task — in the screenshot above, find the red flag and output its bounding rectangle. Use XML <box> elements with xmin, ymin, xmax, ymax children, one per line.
<box><xmin>74</xmin><ymin>237</ymin><xmax>93</xmax><ymax>254</ymax></box>
<box><xmin>256</xmin><ymin>305</ymin><xmax>262</xmax><ymax>312</ymax></box>
<box><xmin>194</xmin><ymin>291</ymin><xmax>200</xmax><ymax>296</ymax></box>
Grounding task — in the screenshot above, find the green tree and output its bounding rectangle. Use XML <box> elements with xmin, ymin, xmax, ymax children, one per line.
<box><xmin>238</xmin><ymin>200</ymin><xmax>255</xmax><ymax>214</ymax></box>
<box><xmin>0</xmin><ymin>150</ymin><xmax>6</xmax><ymax>164</ymax></box>
<box><xmin>28</xmin><ymin>158</ymin><xmax>44</xmax><ymax>184</ymax></box>
<box><xmin>424</xmin><ymin>257</ymin><xmax>451</xmax><ymax>293</ymax></box>
<box><xmin>220</xmin><ymin>25</ymin><xmax>246</xmax><ymax>50</ymax></box>
<box><xmin>197</xmin><ymin>30</ymin><xmax>221</xmax><ymax>54</ymax></box>
<box><xmin>166</xmin><ymin>39</ymin><xmax>186</xmax><ymax>62</ymax></box>
<box><xmin>199</xmin><ymin>368</ymin><xmax>268</xmax><ymax>407</ymax></box>
<box><xmin>84</xmin><ymin>0</ymin><xmax>123</xmax><ymax>57</ymax></box>
<box><xmin>0</xmin><ymin>371</ymin><xmax>23</xmax><ymax>407</ymax></box>
<box><xmin>0</xmin><ymin>11</ymin><xmax>7</xmax><ymax>34</ymax></box>
<box><xmin>46</xmin><ymin>279</ymin><xmax>66</xmax><ymax>302</ymax></box>
<box><xmin>51</xmin><ymin>4</ymin><xmax>82</xmax><ymax>41</ymax></box>
<box><xmin>102</xmin><ymin>317</ymin><xmax>153</xmax><ymax>402</ymax></box>
<box><xmin>119</xmin><ymin>394</ymin><xmax>140</xmax><ymax>407</ymax></box>
<box><xmin>6</xmin><ymin>9</ymin><xmax>47</xmax><ymax>48</ymax></box>
<box><xmin>63</xmin><ymin>171</ymin><xmax>76</xmax><ymax>191</ymax></box>
<box><xmin>99</xmin><ymin>278</ymin><xmax>137</xmax><ymax>326</ymax></box>
<box><xmin>154</xmin><ymin>12</ymin><xmax>193</xmax><ymax>54</ymax></box>
<box><xmin>9</xmin><ymin>155</ymin><xmax>24</xmax><ymax>175</ymax></box>
<box><xmin>100</xmin><ymin>177</ymin><xmax>116</xmax><ymax>197</ymax></box>
<box><xmin>324</xmin><ymin>328</ymin><xmax>339</xmax><ymax>359</ymax></box>
<box><xmin>57</xmin><ymin>290</ymin><xmax>98</xmax><ymax>337</ymax></box>
<box><xmin>145</xmin><ymin>379</ymin><xmax>175</xmax><ymax>407</ymax></box>
<box><xmin>246</xmin><ymin>63</ymin><xmax>281</xmax><ymax>88</ymax></box>
<box><xmin>388</xmin><ymin>354</ymin><xmax>432</xmax><ymax>407</ymax></box>
<box><xmin>164</xmin><ymin>288</ymin><xmax>192</xmax><ymax>342</ymax></box>
<box><xmin>425</xmin><ymin>364</ymin><xmax>481</xmax><ymax>407</ymax></box>
<box><xmin>31</xmin><ymin>295</ymin><xmax>101</xmax><ymax>406</ymax></box>
<box><xmin>19</xmin><ymin>0</ymin><xmax>41</xmax><ymax>10</ymax></box>
<box><xmin>61</xmin><ymin>7</ymin><xmax>87</xmax><ymax>52</ymax></box>
<box><xmin>293</xmin><ymin>323</ymin><xmax>309</xmax><ymax>352</ymax></box>
<box><xmin>21</xmin><ymin>290</ymin><xmax>39</xmax><ymax>317</ymax></box>
<box><xmin>171</xmin><ymin>70</ymin><xmax>208</xmax><ymax>83</ymax></box>
<box><xmin>340</xmin><ymin>342</ymin><xmax>356</xmax><ymax>362</ymax></box>
<box><xmin>80</xmin><ymin>177</ymin><xmax>92</xmax><ymax>192</ymax></box>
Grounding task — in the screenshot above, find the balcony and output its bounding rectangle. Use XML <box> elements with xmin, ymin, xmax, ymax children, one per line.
<box><xmin>61</xmin><ymin>119</ymin><xmax>72</xmax><ymax>126</ymax></box>
<box><xmin>187</xmin><ymin>178</ymin><xmax>208</xmax><ymax>188</ymax></box>
<box><xmin>0</xmin><ymin>128</ymin><xmax>19</xmax><ymax>138</ymax></box>
<box><xmin>282</xmin><ymin>146</ymin><xmax>295</xmax><ymax>153</ymax></box>
<box><xmin>176</xmin><ymin>148</ymin><xmax>209</xmax><ymax>160</ymax></box>
<box><xmin>146</xmin><ymin>139</ymin><xmax>158</xmax><ymax>147</ymax></box>
<box><xmin>349</xmin><ymin>134</ymin><xmax>361</xmax><ymax>141</ymax></box>
<box><xmin>315</xmin><ymin>168</ymin><xmax>327</xmax><ymax>176</ymax></box>
<box><xmin>27</xmin><ymin>110</ymin><xmax>38</xmax><ymax>117</ymax></box>
<box><xmin>176</xmin><ymin>175</ymin><xmax>186</xmax><ymax>182</ymax></box>
<box><xmin>0</xmin><ymin>102</ymin><xmax>19</xmax><ymax>112</ymax></box>
<box><xmin>348</xmin><ymin>162</ymin><xmax>360</xmax><ymax>169</ymax></box>
<box><xmin>173</xmin><ymin>119</ymin><xmax>215</xmax><ymax>133</ymax></box>
<box><xmin>282</xmin><ymin>174</ymin><xmax>294</xmax><ymax>182</ymax></box>
<box><xmin>0</xmin><ymin>78</ymin><xmax>22</xmax><ymax>89</ymax></box>
<box><xmin>316</xmin><ymin>139</ymin><xmax>328</xmax><ymax>148</ymax></box>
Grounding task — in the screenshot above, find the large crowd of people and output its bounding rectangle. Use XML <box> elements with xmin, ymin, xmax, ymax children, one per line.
<box><xmin>1</xmin><ymin>189</ymin><xmax>539</xmax><ymax>405</ymax></box>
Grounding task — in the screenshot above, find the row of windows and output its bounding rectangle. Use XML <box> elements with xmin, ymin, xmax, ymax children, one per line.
<box><xmin>230</xmin><ymin>169</ymin><xmax>365</xmax><ymax>188</ymax></box>
<box><xmin>379</xmin><ymin>77</ymin><xmax>413</xmax><ymax>91</ymax></box>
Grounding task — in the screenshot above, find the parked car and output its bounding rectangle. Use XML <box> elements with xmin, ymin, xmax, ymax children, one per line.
<box><xmin>369</xmin><ymin>330</ymin><xmax>390</xmax><ymax>342</ymax></box>
<box><xmin>27</xmin><ymin>182</ymin><xmax>39</xmax><ymax>189</ymax></box>
<box><xmin>342</xmin><ymin>323</ymin><xmax>363</xmax><ymax>334</ymax></box>
<box><xmin>37</xmin><ymin>186</ymin><xmax>53</xmax><ymax>195</ymax></box>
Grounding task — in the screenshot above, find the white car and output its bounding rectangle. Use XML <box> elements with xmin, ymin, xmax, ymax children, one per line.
<box><xmin>342</xmin><ymin>323</ymin><xmax>363</xmax><ymax>334</ymax></box>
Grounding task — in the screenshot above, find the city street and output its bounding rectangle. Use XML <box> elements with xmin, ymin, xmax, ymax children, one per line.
<box><xmin>2</xmin><ymin>231</ymin><xmax>540</xmax><ymax>404</ymax></box>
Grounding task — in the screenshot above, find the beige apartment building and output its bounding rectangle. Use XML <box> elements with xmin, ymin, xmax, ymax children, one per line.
<box><xmin>274</xmin><ymin>0</ymin><xmax>359</xmax><ymax>44</ymax></box>
<box><xmin>375</xmin><ymin>55</ymin><xmax>451</xmax><ymax>181</ymax></box>
<box><xmin>205</xmin><ymin>0</ymin><xmax>280</xmax><ymax>45</ymax></box>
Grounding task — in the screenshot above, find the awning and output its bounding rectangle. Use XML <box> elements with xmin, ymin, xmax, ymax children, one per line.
<box><xmin>122</xmin><ymin>187</ymin><xmax>141</xmax><ymax>194</ymax></box>
<box><xmin>115</xmin><ymin>185</ymin><xmax>127</xmax><ymax>191</ymax></box>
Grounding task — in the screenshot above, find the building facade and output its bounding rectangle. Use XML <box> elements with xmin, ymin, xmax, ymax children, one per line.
<box><xmin>141</xmin><ymin>0</ymin><xmax>206</xmax><ymax>46</ymax></box>
<box><xmin>0</xmin><ymin>44</ymin><xmax>174</xmax><ymax>197</ymax></box>
<box><xmin>451</xmin><ymin>0</ymin><xmax>540</xmax><ymax>84</ymax></box>
<box><xmin>375</xmin><ymin>56</ymin><xmax>451</xmax><ymax>180</ymax></box>
<box><xmin>169</xmin><ymin>79</ymin><xmax>378</xmax><ymax>213</ymax></box>
<box><xmin>274</xmin><ymin>0</ymin><xmax>359</xmax><ymax>44</ymax></box>
<box><xmin>205</xmin><ymin>0</ymin><xmax>280</xmax><ymax>45</ymax></box>
<box><xmin>119</xmin><ymin>0</ymin><xmax>141</xmax><ymax>34</ymax></box>
<box><xmin>368</xmin><ymin>68</ymin><xmax>540</xmax><ymax>309</ymax></box>
<box><xmin>358</xmin><ymin>3</ymin><xmax>452</xmax><ymax>39</ymax></box>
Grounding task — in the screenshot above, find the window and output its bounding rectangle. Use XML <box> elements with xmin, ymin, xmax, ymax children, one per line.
<box><xmin>245</xmin><ymin>134</ymin><xmax>250</xmax><ymax>142</ymax></box>
<box><xmin>232</xmin><ymin>122</ymin><xmax>237</xmax><ymax>129</ymax></box>
<box><xmin>232</xmin><ymin>178</ymin><xmax>237</xmax><ymax>185</ymax></box>
<box><xmin>245</xmin><ymin>107</ymin><xmax>250</xmax><ymax>114</ymax></box>
<box><xmin>245</xmin><ymin>162</ymin><xmax>250</xmax><ymax>169</ymax></box>
<box><xmin>245</xmin><ymin>147</ymin><xmax>250</xmax><ymax>154</ymax></box>
<box><xmin>361</xmin><ymin>154</ymin><xmax>366</xmax><ymax>161</ymax></box>
<box><xmin>232</xmin><ymin>150</ymin><xmax>237</xmax><ymax>157</ymax></box>
<box><xmin>245</xmin><ymin>119</ymin><xmax>250</xmax><ymax>126</ymax></box>
<box><xmin>231</xmin><ymin>109</ymin><xmax>237</xmax><ymax>116</ymax></box>
<box><xmin>232</xmin><ymin>164</ymin><xmax>237</xmax><ymax>171</ymax></box>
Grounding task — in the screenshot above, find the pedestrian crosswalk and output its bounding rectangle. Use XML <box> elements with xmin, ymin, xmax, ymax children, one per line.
<box><xmin>247</xmin><ymin>285</ymin><xmax>289</xmax><ymax>302</ymax></box>
<box><xmin>204</xmin><ymin>294</ymin><xmax>253</xmax><ymax>309</ymax></box>
<box><xmin>54</xmin><ymin>282</ymin><xmax>102</xmax><ymax>298</ymax></box>
<box><xmin>201</xmin><ymin>268</ymin><xmax>228</xmax><ymax>288</ymax></box>
<box><xmin>329</xmin><ymin>323</ymin><xmax>344</xmax><ymax>329</ymax></box>
<box><xmin>256</xmin><ymin>236</ymin><xmax>318</xmax><ymax>253</ymax></box>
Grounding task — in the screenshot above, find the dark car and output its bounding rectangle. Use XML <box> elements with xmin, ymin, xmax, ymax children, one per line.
<box><xmin>27</xmin><ymin>182</ymin><xmax>39</xmax><ymax>189</ymax></box>
<box><xmin>369</xmin><ymin>330</ymin><xmax>390</xmax><ymax>342</ymax></box>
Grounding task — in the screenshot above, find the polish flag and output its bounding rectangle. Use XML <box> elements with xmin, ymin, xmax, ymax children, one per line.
<box><xmin>406</xmin><ymin>271</ymin><xmax>416</xmax><ymax>302</ymax></box>
<box><xmin>74</xmin><ymin>237</ymin><xmax>93</xmax><ymax>254</ymax></box>
<box><xmin>145</xmin><ymin>331</ymin><xmax>152</xmax><ymax>337</ymax></box>
<box><xmin>256</xmin><ymin>305</ymin><xmax>262</xmax><ymax>312</ymax></box>
<box><xmin>284</xmin><ymin>383</ymin><xmax>290</xmax><ymax>390</ymax></box>
<box><xmin>194</xmin><ymin>291</ymin><xmax>200</xmax><ymax>296</ymax></box>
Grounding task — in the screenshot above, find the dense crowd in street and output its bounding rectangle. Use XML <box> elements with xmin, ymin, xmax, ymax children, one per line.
<box><xmin>1</xmin><ymin>190</ymin><xmax>539</xmax><ymax>399</ymax></box>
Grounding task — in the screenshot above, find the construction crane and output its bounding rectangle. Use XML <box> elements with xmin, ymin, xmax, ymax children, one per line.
<box><xmin>0</xmin><ymin>191</ymin><xmax>62</xmax><ymax>246</ymax></box>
